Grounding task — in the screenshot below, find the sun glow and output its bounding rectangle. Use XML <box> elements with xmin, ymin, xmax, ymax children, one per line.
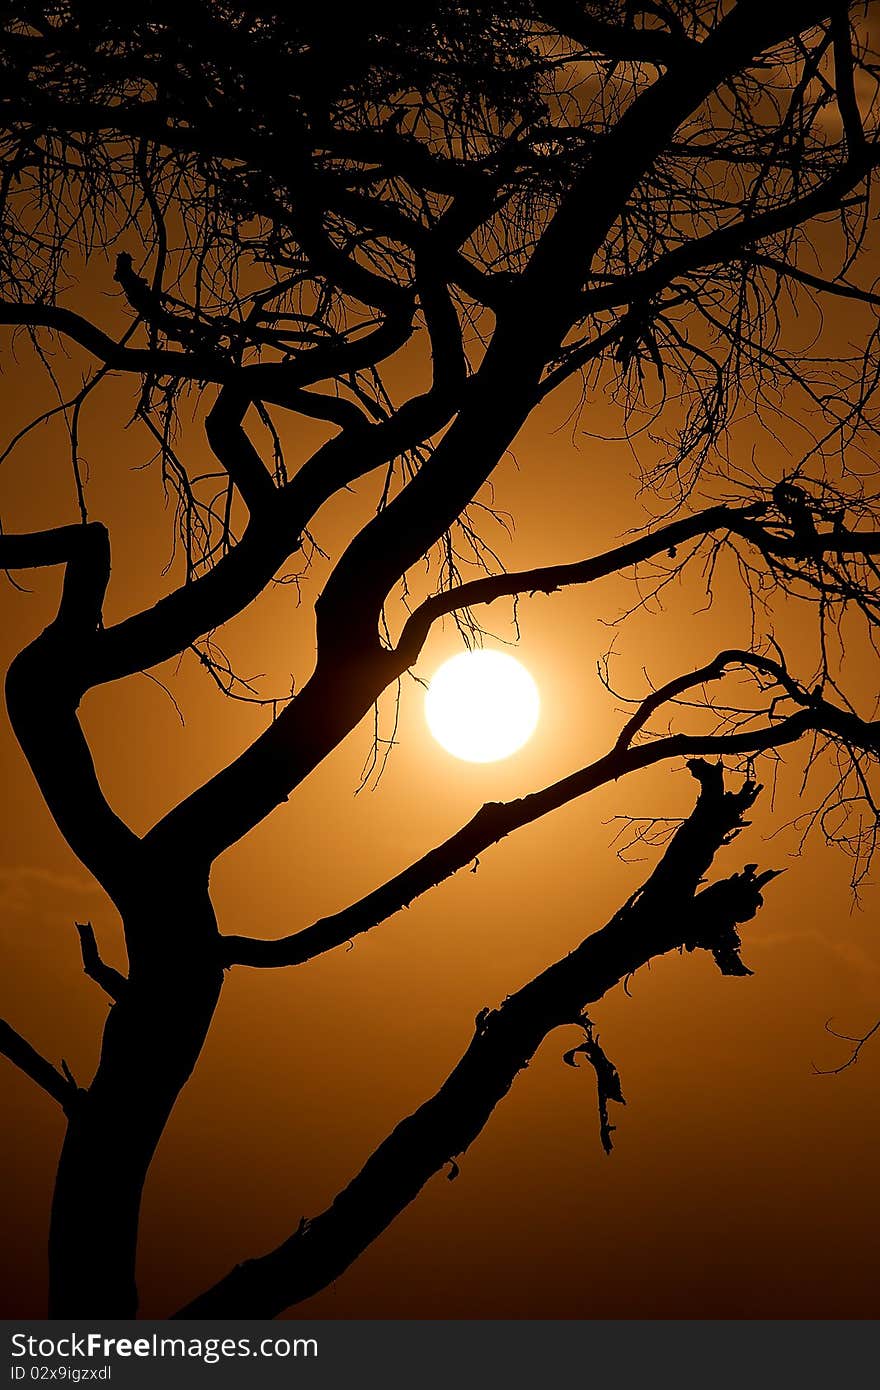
<box><xmin>425</xmin><ymin>650</ymin><xmax>540</xmax><ymax>763</ymax></box>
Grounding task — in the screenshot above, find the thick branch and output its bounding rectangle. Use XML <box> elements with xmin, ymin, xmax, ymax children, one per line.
<box><xmin>315</xmin><ymin>4</ymin><xmax>831</xmax><ymax>651</ymax></box>
<box><xmin>204</xmin><ymin>390</ymin><xmax>276</xmax><ymax>514</ymax></box>
<box><xmin>535</xmin><ymin>3</ymin><xmax>701</xmax><ymax>67</ymax></box>
<box><xmin>3</xmin><ymin>522</ymin><xmax>140</xmax><ymax>901</ymax></box>
<box><xmin>567</xmin><ymin>145</ymin><xmax>880</xmax><ymax>334</ymax></box>
<box><xmin>831</xmin><ymin>5</ymin><xmax>865</xmax><ymax>156</ymax></box>
<box><xmin>149</xmin><ymin>481</ymin><xmax>880</xmax><ymax>870</ymax></box>
<box><xmin>0</xmin><ymin>525</ymin><xmax>100</xmax><ymax>572</ymax></box>
<box><xmin>393</xmin><ymin>506</ymin><xmax>880</xmax><ymax>666</ymax></box>
<box><xmin>181</xmin><ymin>763</ymin><xmax>776</xmax><ymax>1317</ymax></box>
<box><xmin>222</xmin><ymin>654</ymin><xmax>875</xmax><ymax>970</ymax></box>
<box><xmin>0</xmin><ymin>303</ymin><xmax>411</xmax><ymax>405</ymax></box>
<box><xmin>84</xmin><ymin>369</ymin><xmax>461</xmax><ymax>687</ymax></box>
<box><xmin>0</xmin><ymin>302</ymin><xmax>221</xmax><ymax>381</ymax></box>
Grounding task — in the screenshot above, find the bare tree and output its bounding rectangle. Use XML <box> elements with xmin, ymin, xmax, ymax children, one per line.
<box><xmin>1</xmin><ymin>1</ymin><xmax>880</xmax><ymax>1317</ymax></box>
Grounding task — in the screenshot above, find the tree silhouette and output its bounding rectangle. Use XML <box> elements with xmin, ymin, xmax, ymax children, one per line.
<box><xmin>1</xmin><ymin>1</ymin><xmax>880</xmax><ymax>1317</ymax></box>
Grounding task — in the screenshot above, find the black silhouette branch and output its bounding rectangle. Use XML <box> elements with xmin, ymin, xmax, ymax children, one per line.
<box><xmin>815</xmin><ymin>1016</ymin><xmax>880</xmax><ymax>1074</ymax></box>
<box><xmin>0</xmin><ymin>299</ymin><xmax>415</xmax><ymax>411</ymax></box>
<box><xmin>203</xmin><ymin>389</ymin><xmax>277</xmax><ymax>516</ymax></box>
<box><xmin>0</xmin><ymin>301</ymin><xmax>221</xmax><ymax>379</ymax></box>
<box><xmin>307</xmin><ymin>3</ymin><xmax>841</xmax><ymax>646</ymax></box>
<box><xmin>146</xmin><ymin>477</ymin><xmax>880</xmax><ymax>870</ymax></box>
<box><xmin>0</xmin><ymin>1017</ymin><xmax>79</xmax><ymax>1114</ymax></box>
<box><xmin>831</xmin><ymin>3</ymin><xmax>865</xmax><ymax>157</ymax></box>
<box><xmin>2</xmin><ymin>523</ymin><xmax>139</xmax><ymax>900</ymax></box>
<box><xmin>394</xmin><ymin>505</ymin><xmax>880</xmax><ymax>664</ymax></box>
<box><xmin>74</xmin><ymin>923</ymin><xmax>127</xmax><ymax>1003</ymax></box>
<box><xmin>563</xmin><ymin>1019</ymin><xmax>626</xmax><ymax>1155</ymax></box>
<box><xmin>181</xmin><ymin>762</ymin><xmax>777</xmax><ymax>1317</ymax></box>
<box><xmin>566</xmin><ymin>144</ymin><xmax>880</xmax><ymax>323</ymax></box>
<box><xmin>0</xmin><ymin>524</ymin><xmax>100</xmax><ymax>573</ymax></box>
<box><xmin>221</xmin><ymin>648</ymin><xmax>871</xmax><ymax>970</ymax></box>
<box><xmin>535</xmin><ymin>2</ymin><xmax>701</xmax><ymax>67</ymax></box>
<box><xmin>744</xmin><ymin>254</ymin><xmax>880</xmax><ymax>308</ymax></box>
<box><xmin>74</xmin><ymin>363</ymin><xmax>463</xmax><ymax>688</ymax></box>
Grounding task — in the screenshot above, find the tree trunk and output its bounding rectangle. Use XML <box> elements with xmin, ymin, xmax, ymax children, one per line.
<box><xmin>48</xmin><ymin>884</ymin><xmax>222</xmax><ymax>1317</ymax></box>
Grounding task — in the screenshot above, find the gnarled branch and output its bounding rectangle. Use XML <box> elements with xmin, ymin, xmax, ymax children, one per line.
<box><xmin>181</xmin><ymin>761</ymin><xmax>777</xmax><ymax>1317</ymax></box>
<box><xmin>222</xmin><ymin>653</ymin><xmax>873</xmax><ymax>971</ymax></box>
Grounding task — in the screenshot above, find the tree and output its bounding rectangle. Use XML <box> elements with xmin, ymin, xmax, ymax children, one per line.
<box><xmin>1</xmin><ymin>0</ymin><xmax>880</xmax><ymax>1318</ymax></box>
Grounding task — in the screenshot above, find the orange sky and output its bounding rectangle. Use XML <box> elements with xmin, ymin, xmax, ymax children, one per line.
<box><xmin>2</xmin><ymin>230</ymin><xmax>880</xmax><ymax>1318</ymax></box>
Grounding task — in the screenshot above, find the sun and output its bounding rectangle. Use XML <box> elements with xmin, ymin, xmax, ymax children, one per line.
<box><xmin>425</xmin><ymin>649</ymin><xmax>540</xmax><ymax>763</ymax></box>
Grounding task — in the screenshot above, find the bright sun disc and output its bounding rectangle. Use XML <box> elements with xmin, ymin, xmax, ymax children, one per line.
<box><xmin>425</xmin><ymin>650</ymin><xmax>540</xmax><ymax>763</ymax></box>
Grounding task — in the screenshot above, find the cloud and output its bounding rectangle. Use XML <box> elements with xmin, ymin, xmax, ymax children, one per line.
<box><xmin>756</xmin><ymin>925</ymin><xmax>880</xmax><ymax>983</ymax></box>
<box><xmin>0</xmin><ymin>865</ymin><xmax>101</xmax><ymax>928</ymax></box>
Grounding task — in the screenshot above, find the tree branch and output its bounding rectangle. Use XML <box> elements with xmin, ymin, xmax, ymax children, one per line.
<box><xmin>831</xmin><ymin>5</ymin><xmax>865</xmax><ymax>156</ymax></box>
<box><xmin>146</xmin><ymin>480</ymin><xmax>879</xmax><ymax>870</ymax></box>
<box><xmin>393</xmin><ymin>506</ymin><xmax>880</xmax><ymax>667</ymax></box>
<box><xmin>567</xmin><ymin>144</ymin><xmax>880</xmax><ymax>332</ymax></box>
<box><xmin>3</xmin><ymin>522</ymin><xmax>140</xmax><ymax>902</ymax></box>
<box><xmin>0</xmin><ymin>1017</ymin><xmax>79</xmax><ymax>1114</ymax></box>
<box><xmin>81</xmin><ymin>366</ymin><xmax>461</xmax><ymax>688</ymax></box>
<box><xmin>535</xmin><ymin>2</ymin><xmax>701</xmax><ymax>67</ymax></box>
<box><xmin>220</xmin><ymin>647</ymin><xmax>871</xmax><ymax>971</ymax></box>
<box><xmin>745</xmin><ymin>253</ymin><xmax>880</xmax><ymax>307</ymax></box>
<box><xmin>181</xmin><ymin>762</ymin><xmax>777</xmax><ymax>1317</ymax></box>
<box><xmin>0</xmin><ymin>525</ymin><xmax>101</xmax><ymax>573</ymax></box>
<box><xmin>0</xmin><ymin>301</ymin><xmax>221</xmax><ymax>380</ymax></box>
<box><xmin>0</xmin><ymin>301</ymin><xmax>412</xmax><ymax>405</ymax></box>
<box><xmin>313</xmin><ymin>4</ymin><xmax>832</xmax><ymax>653</ymax></box>
<box><xmin>815</xmin><ymin>1015</ymin><xmax>880</xmax><ymax>1074</ymax></box>
<box><xmin>74</xmin><ymin>922</ymin><xmax>127</xmax><ymax>1002</ymax></box>
<box><xmin>203</xmin><ymin>389</ymin><xmax>277</xmax><ymax>515</ymax></box>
